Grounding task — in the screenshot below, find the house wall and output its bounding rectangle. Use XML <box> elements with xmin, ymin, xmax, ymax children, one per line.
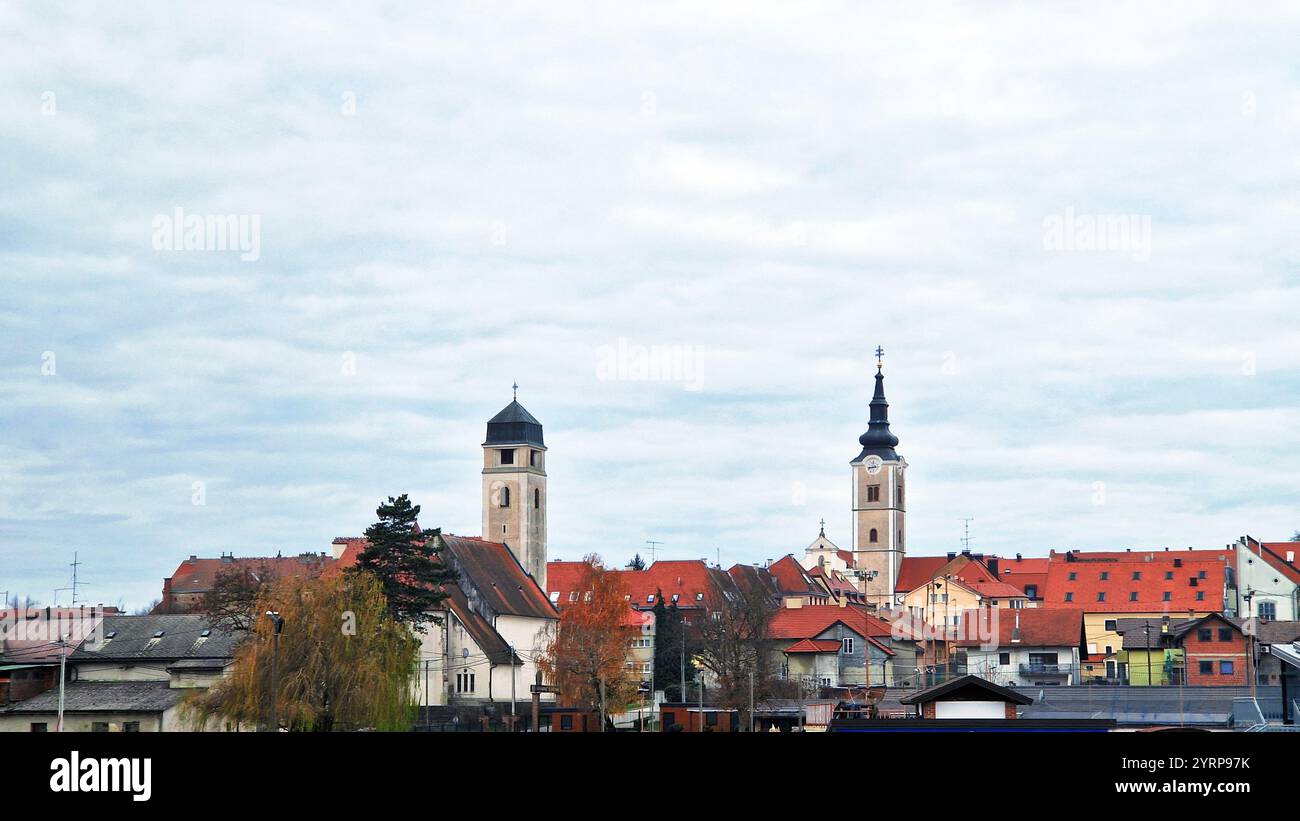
<box><xmin>0</xmin><ymin>711</ymin><xmax>165</xmax><ymax>733</ymax></box>
<box><xmin>1238</xmin><ymin>544</ymin><xmax>1299</xmax><ymax>622</ymax></box>
<box><xmin>962</xmin><ymin>645</ymin><xmax>1081</xmax><ymax>686</ymax></box>
<box><xmin>1182</xmin><ymin>624</ymin><xmax>1248</xmax><ymax>686</ymax></box>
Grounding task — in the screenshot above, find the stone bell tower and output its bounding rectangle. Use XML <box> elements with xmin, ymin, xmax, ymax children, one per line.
<box><xmin>482</xmin><ymin>386</ymin><xmax>548</xmax><ymax>587</ymax></box>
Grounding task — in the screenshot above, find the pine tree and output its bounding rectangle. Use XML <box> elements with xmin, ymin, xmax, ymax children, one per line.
<box><xmin>626</xmin><ymin>553</ymin><xmax>647</xmax><ymax>571</ymax></box>
<box><xmin>353</xmin><ymin>494</ymin><xmax>456</xmax><ymax>631</ymax></box>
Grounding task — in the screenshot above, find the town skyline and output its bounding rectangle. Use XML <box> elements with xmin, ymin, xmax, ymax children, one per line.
<box><xmin>4</xmin><ymin>4</ymin><xmax>1298</xmax><ymax>611</ymax></box>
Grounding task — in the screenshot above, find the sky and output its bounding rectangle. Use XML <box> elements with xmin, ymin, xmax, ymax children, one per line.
<box><xmin>1</xmin><ymin>2</ymin><xmax>1298</xmax><ymax>610</ymax></box>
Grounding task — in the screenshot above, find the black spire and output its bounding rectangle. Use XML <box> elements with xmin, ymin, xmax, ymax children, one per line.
<box><xmin>484</xmin><ymin>397</ymin><xmax>545</xmax><ymax>447</ymax></box>
<box><xmin>854</xmin><ymin>353</ymin><xmax>899</xmax><ymax>462</ymax></box>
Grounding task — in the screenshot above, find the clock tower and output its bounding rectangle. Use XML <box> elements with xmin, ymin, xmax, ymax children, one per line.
<box><xmin>851</xmin><ymin>348</ymin><xmax>906</xmax><ymax>606</ymax></box>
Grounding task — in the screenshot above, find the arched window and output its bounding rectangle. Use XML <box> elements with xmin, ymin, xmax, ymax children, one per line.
<box><xmin>869</xmin><ymin>528</ymin><xmax>878</xmax><ymax>543</ymax></box>
<box><xmin>500</xmin><ymin>486</ymin><xmax>510</xmax><ymax>508</ymax></box>
<box><xmin>533</xmin><ymin>488</ymin><xmax>540</xmax><ymax>509</ymax></box>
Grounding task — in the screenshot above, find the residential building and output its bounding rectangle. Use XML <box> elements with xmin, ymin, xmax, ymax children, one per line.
<box><xmin>0</xmin><ymin>605</ymin><xmax>119</xmax><ymax>707</ymax></box>
<box><xmin>155</xmin><ymin>552</ymin><xmax>334</xmax><ymax>614</ymax></box>
<box><xmin>0</xmin><ymin>613</ymin><xmax>238</xmax><ymax>732</ymax></box>
<box><xmin>954</xmin><ymin>607</ymin><xmax>1087</xmax><ymax>686</ymax></box>
<box><xmin>768</xmin><ymin>604</ymin><xmax>919</xmax><ymax>687</ymax></box>
<box><xmin>1113</xmin><ymin>613</ymin><xmax>1249</xmax><ymax>686</ymax></box>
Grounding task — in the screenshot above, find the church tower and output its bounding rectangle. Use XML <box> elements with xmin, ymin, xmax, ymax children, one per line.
<box><xmin>851</xmin><ymin>349</ymin><xmax>906</xmax><ymax>606</ymax></box>
<box><xmin>482</xmin><ymin>388</ymin><xmax>548</xmax><ymax>588</ymax></box>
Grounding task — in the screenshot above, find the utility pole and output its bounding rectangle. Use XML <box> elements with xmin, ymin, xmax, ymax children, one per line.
<box><xmin>510</xmin><ymin>643</ymin><xmax>518</xmax><ymax>727</ymax></box>
<box><xmin>679</xmin><ymin>616</ymin><xmax>686</xmax><ymax>702</ymax></box>
<box><xmin>749</xmin><ymin>668</ymin><xmax>755</xmax><ymax>733</ymax></box>
<box><xmin>56</xmin><ymin>634</ymin><xmax>68</xmax><ymax>732</ymax></box>
<box><xmin>599</xmin><ymin>676</ymin><xmax>606</xmax><ymax>733</ymax></box>
<box><xmin>265</xmin><ymin>610</ymin><xmax>284</xmax><ymax>732</ymax></box>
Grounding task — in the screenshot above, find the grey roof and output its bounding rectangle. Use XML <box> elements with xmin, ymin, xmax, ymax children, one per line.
<box><xmin>71</xmin><ymin>614</ymin><xmax>240</xmax><ymax>662</ymax></box>
<box><xmin>1253</xmin><ymin>620</ymin><xmax>1300</xmax><ymax>645</ymax></box>
<box><xmin>3</xmin><ymin>681</ymin><xmax>184</xmax><ymax>714</ymax></box>
<box><xmin>484</xmin><ymin>400</ymin><xmax>544</xmax><ymax>447</ymax></box>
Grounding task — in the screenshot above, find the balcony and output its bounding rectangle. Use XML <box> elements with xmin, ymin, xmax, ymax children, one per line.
<box><xmin>1019</xmin><ymin>663</ymin><xmax>1070</xmax><ymax>676</ymax></box>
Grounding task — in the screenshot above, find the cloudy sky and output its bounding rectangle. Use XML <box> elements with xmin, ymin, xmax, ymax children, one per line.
<box><xmin>2</xmin><ymin>2</ymin><xmax>1298</xmax><ymax>609</ymax></box>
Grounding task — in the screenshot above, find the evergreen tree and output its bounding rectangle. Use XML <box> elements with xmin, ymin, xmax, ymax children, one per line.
<box><xmin>626</xmin><ymin>553</ymin><xmax>647</xmax><ymax>571</ymax></box>
<box><xmin>652</xmin><ymin>592</ymin><xmax>693</xmax><ymax>701</ymax></box>
<box><xmin>353</xmin><ymin>494</ymin><xmax>456</xmax><ymax>631</ymax></box>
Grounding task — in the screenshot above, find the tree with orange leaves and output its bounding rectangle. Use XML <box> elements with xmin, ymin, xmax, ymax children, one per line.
<box><xmin>538</xmin><ymin>554</ymin><xmax>638</xmax><ymax>721</ymax></box>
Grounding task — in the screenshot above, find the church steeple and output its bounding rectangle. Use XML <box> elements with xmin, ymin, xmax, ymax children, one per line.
<box><xmin>855</xmin><ymin>349</ymin><xmax>899</xmax><ymax>461</ymax></box>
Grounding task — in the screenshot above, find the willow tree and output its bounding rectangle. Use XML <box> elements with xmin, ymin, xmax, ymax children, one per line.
<box><xmin>538</xmin><ymin>555</ymin><xmax>639</xmax><ymax>719</ymax></box>
<box><xmin>184</xmin><ymin>569</ymin><xmax>418</xmax><ymax>731</ymax></box>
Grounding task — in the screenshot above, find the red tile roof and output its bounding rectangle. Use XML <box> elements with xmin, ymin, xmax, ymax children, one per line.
<box><xmin>959</xmin><ymin>579</ymin><xmax>1029</xmax><ymax>600</ymax></box>
<box><xmin>769</xmin><ymin>605</ymin><xmax>894</xmax><ymax>642</ymax></box>
<box><xmin>621</xmin><ymin>560</ymin><xmax>725</xmax><ymax>611</ymax></box>
<box><xmin>165</xmin><ymin>553</ymin><xmax>335</xmax><ymax>595</ymax></box>
<box><xmin>1255</xmin><ymin>541</ymin><xmax>1300</xmax><ymax>585</ymax></box>
<box><xmin>953</xmin><ymin>607</ymin><xmax>1085</xmax><ymax>648</ymax></box>
<box><xmin>768</xmin><ymin>555</ymin><xmax>825</xmax><ymax>598</ymax></box>
<box><xmin>895</xmin><ymin>556</ymin><xmax>951</xmax><ymax>593</ymax></box>
<box><xmin>808</xmin><ymin>566</ymin><xmax>862</xmax><ymax>601</ymax></box>
<box><xmin>1042</xmin><ymin>556</ymin><xmax>1227</xmax><ymax>612</ymax></box>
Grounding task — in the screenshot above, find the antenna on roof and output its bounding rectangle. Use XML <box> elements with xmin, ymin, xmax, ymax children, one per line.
<box><xmin>646</xmin><ymin>540</ymin><xmax>663</xmax><ymax>563</ymax></box>
<box><xmin>959</xmin><ymin>519</ymin><xmax>975</xmax><ymax>552</ymax></box>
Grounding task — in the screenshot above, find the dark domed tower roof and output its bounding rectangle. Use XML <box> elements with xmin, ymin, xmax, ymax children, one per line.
<box><xmin>484</xmin><ymin>399</ymin><xmax>545</xmax><ymax>447</ymax></box>
<box><xmin>854</xmin><ymin>363</ymin><xmax>899</xmax><ymax>462</ymax></box>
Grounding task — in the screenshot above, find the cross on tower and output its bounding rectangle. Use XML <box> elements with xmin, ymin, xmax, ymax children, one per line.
<box><xmin>875</xmin><ymin>345</ymin><xmax>884</xmax><ymax>369</ymax></box>
<box><xmin>512</xmin><ymin>381</ymin><xmax>518</xmax><ymax>400</ymax></box>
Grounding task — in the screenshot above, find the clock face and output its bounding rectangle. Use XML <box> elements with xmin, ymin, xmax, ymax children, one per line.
<box><xmin>865</xmin><ymin>456</ymin><xmax>882</xmax><ymax>475</ymax></box>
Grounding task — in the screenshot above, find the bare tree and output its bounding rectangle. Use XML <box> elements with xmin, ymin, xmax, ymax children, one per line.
<box><xmin>689</xmin><ymin>580</ymin><xmax>781</xmax><ymax>730</ymax></box>
<box><xmin>203</xmin><ymin>561</ymin><xmax>277</xmax><ymax>630</ymax></box>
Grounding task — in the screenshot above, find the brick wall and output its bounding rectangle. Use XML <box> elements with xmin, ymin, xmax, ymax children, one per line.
<box><xmin>1181</xmin><ymin>620</ymin><xmax>1247</xmax><ymax>686</ymax></box>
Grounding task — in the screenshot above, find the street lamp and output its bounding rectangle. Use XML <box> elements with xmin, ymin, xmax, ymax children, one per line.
<box><xmin>265</xmin><ymin>610</ymin><xmax>284</xmax><ymax>732</ymax></box>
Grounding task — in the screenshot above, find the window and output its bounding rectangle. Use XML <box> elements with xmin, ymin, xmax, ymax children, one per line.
<box><xmin>662</xmin><ymin>711</ymin><xmax>675</xmax><ymax>729</ymax></box>
<box><xmin>30</xmin><ymin>723</ymin><xmax>47</xmax><ymax>732</ymax></box>
<box><xmin>842</xmin><ymin>637</ymin><xmax>855</xmax><ymax>655</ymax></box>
<box><xmin>1198</xmin><ymin>628</ymin><xmax>1212</xmax><ymax>641</ymax></box>
<box><xmin>1025</xmin><ymin>585</ymin><xmax>1038</xmax><ymax>599</ymax></box>
<box><xmin>1132</xmin><ymin>571</ymin><xmax>1142</xmax><ymax>581</ymax></box>
<box><xmin>1096</xmin><ymin>592</ymin><xmax>1106</xmax><ymax>602</ymax></box>
<box><xmin>1198</xmin><ymin>570</ymin><xmax>1207</xmax><ymax>580</ymax></box>
<box><xmin>583</xmin><ymin>591</ymin><xmax>592</xmax><ymax>602</ymax></box>
<box><xmin>867</xmin><ymin>485</ymin><xmax>880</xmax><ymax>502</ymax></box>
<box><xmin>695</xmin><ymin>592</ymin><xmax>704</xmax><ymax>601</ymax></box>
<box><xmin>671</xmin><ymin>594</ymin><xmax>679</xmax><ymax>603</ymax></box>
<box><xmin>568</xmin><ymin>591</ymin><xmax>578</xmax><ymax>602</ymax></box>
<box><xmin>1064</xmin><ymin>592</ymin><xmax>1074</xmax><ymax>603</ymax></box>
<box><xmin>1162</xmin><ymin>591</ymin><xmax>1171</xmax><ymax>602</ymax></box>
<box><xmin>646</xmin><ymin>594</ymin><xmax>655</xmax><ymax>603</ymax></box>
<box><xmin>529</xmin><ymin>450</ymin><xmax>538</xmax><ymax>467</ymax></box>
<box><xmin>1199</xmin><ymin>660</ymin><xmax>1213</xmax><ymax>675</ymax></box>
<box><xmin>560</xmin><ymin>714</ymin><xmax>573</xmax><ymax>730</ymax></box>
<box><xmin>1260</xmin><ymin>601</ymin><xmax>1277</xmax><ymax>620</ymax></box>
<box><xmin>500</xmin><ymin>486</ymin><xmax>510</xmax><ymax>508</ymax></box>
<box><xmin>998</xmin><ymin>652</ymin><xmax>1011</xmax><ymax>666</ymax></box>
<box><xmin>1217</xmin><ymin>628</ymin><xmax>1233</xmax><ymax>642</ymax></box>
<box><xmin>499</xmin><ymin>448</ymin><xmax>515</xmax><ymax>465</ymax></box>
<box><xmin>1196</xmin><ymin>591</ymin><xmax>1205</xmax><ymax>602</ymax></box>
<box><xmin>1104</xmin><ymin>619</ymin><xmax>1117</xmax><ymax>631</ymax></box>
<box><xmin>1010</xmin><ymin>600</ymin><xmax>1025</xmax><ymax>609</ymax></box>
<box><xmin>1127</xmin><ymin>591</ymin><xmax>1137</xmax><ymax>601</ymax></box>
<box><xmin>123</xmin><ymin>722</ymin><xmax>139</xmax><ymax>733</ymax></box>
<box><xmin>92</xmin><ymin>722</ymin><xmax>110</xmax><ymax>733</ymax></box>
<box><xmin>1100</xmin><ymin>571</ymin><xmax>1110</xmax><ymax>581</ymax></box>
<box><xmin>1068</xmin><ymin>572</ymin><xmax>1077</xmax><ymax>581</ymax></box>
<box><xmin>1219</xmin><ymin>660</ymin><xmax>1234</xmax><ymax>675</ymax></box>
<box><xmin>869</xmin><ymin>528</ymin><xmax>878</xmax><ymax>543</ymax></box>
<box><xmin>455</xmin><ymin>671</ymin><xmax>476</xmax><ymax>693</ymax></box>
<box><xmin>533</xmin><ymin>488</ymin><xmax>540</xmax><ymax>509</ymax></box>
<box><xmin>1165</xmin><ymin>571</ymin><xmax>1174</xmax><ymax>580</ymax></box>
<box><xmin>898</xmin><ymin>485</ymin><xmax>903</xmax><ymax>504</ymax></box>
<box><xmin>549</xmin><ymin>591</ymin><xmax>560</xmax><ymax>603</ymax></box>
<box><xmin>705</xmin><ymin>712</ymin><xmax>719</xmax><ymax>727</ymax></box>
